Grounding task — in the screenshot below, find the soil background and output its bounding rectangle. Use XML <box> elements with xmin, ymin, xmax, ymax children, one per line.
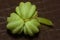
<box><xmin>0</xmin><ymin>0</ymin><xmax>60</xmax><ymax>40</ymax></box>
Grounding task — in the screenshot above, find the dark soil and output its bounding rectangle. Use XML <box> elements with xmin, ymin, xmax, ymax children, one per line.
<box><xmin>0</xmin><ymin>0</ymin><xmax>60</xmax><ymax>40</ymax></box>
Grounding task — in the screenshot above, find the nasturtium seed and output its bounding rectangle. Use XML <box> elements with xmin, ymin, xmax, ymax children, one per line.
<box><xmin>7</xmin><ymin>2</ymin><xmax>53</xmax><ymax>36</ymax></box>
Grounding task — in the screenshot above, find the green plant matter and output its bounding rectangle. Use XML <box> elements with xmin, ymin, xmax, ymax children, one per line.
<box><xmin>7</xmin><ymin>2</ymin><xmax>53</xmax><ymax>36</ymax></box>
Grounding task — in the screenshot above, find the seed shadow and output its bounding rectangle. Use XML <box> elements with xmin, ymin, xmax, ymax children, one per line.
<box><xmin>7</xmin><ymin>29</ymin><xmax>40</xmax><ymax>39</ymax></box>
<box><xmin>24</xmin><ymin>32</ymin><xmax>40</xmax><ymax>39</ymax></box>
